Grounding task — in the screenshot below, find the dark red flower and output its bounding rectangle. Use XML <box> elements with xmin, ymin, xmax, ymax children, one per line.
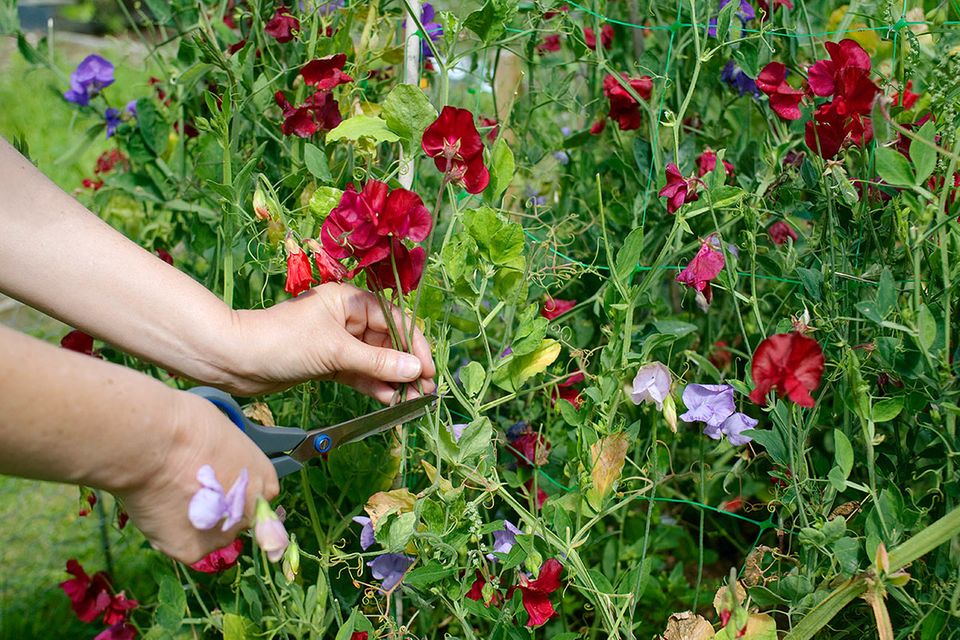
<box><xmin>350</xmin><ymin>633</ymin><xmax>369</xmax><ymax>640</ymax></box>
<box><xmin>155</xmin><ymin>248</ymin><xmax>174</xmax><ymax>265</ymax></box>
<box><xmin>807</xmin><ymin>40</ymin><xmax>877</xmax><ymax>115</ymax></box>
<box><xmin>466</xmin><ymin>570</ymin><xmax>501</xmax><ymax>607</ymax></box>
<box><xmin>78</xmin><ymin>486</ymin><xmax>97</xmax><ymax>517</ymax></box>
<box><xmin>516</xmin><ymin>559</ymin><xmax>563</xmax><ymax>627</ymax></box>
<box><xmin>227</xmin><ymin>39</ymin><xmax>247</xmax><ymax>55</ymax></box>
<box><xmin>589</xmin><ymin>118</ymin><xmax>607</xmax><ymax>135</ymax></box>
<box><xmin>804</xmin><ymin>101</ymin><xmax>849</xmax><ymax>159</ymax></box>
<box><xmin>696</xmin><ymin>149</ymin><xmax>734</xmax><ymax>178</ymax></box>
<box><xmin>304</xmin><ymin>239</ymin><xmax>347</xmax><ymax>284</ymax></box>
<box><xmin>541</xmin><ymin>297</ymin><xmax>576</xmax><ymax>320</ymax></box>
<box><xmin>602</xmin><ymin>73</ymin><xmax>653</xmax><ymax>131</ymax></box>
<box><xmin>478</xmin><ymin>116</ymin><xmax>498</xmax><ymax>143</ymax></box>
<box><xmin>584</xmin><ymin>24</ymin><xmax>614</xmax><ymax>50</ymax></box>
<box><xmin>748</xmin><ymin>332</ymin><xmax>825</xmax><ymax>408</ymax></box>
<box><xmin>537</xmin><ymin>34</ymin><xmax>561</xmax><ymax>54</ymax></box>
<box><xmin>102</xmin><ymin>592</ymin><xmax>138</xmax><ymax>625</ymax></box>
<box><xmin>422</xmin><ymin>106</ymin><xmax>490</xmax><ymax>193</ymax></box>
<box><xmin>552</xmin><ymin>372</ymin><xmax>584</xmax><ymax>409</ymax></box>
<box><xmin>61</xmin><ymin>330</ymin><xmax>100</xmax><ymax>357</ymax></box>
<box><xmin>82</xmin><ymin>177</ymin><xmax>104</xmax><ymax>190</ymax></box>
<box><xmin>675</xmin><ymin>239</ymin><xmax>724</xmax><ymax>303</ymax></box>
<box><xmin>522</xmin><ymin>478</ymin><xmax>549</xmax><ymax>509</ymax></box>
<box><xmin>302</xmin><ymin>54</ymin><xmax>353</xmax><ymax>90</ymax></box>
<box><xmin>284</xmin><ymin>239</ymin><xmax>316</xmax><ymax>297</ymax></box>
<box><xmin>60</xmin><ymin>559</ymin><xmax>112</xmax><ymax>623</ymax></box>
<box><xmin>658</xmin><ymin>163</ymin><xmax>700</xmax><ymax>213</ymax></box>
<box><xmin>544</xmin><ymin>4</ymin><xmax>570</xmax><ymax>18</ymax></box>
<box><xmin>756</xmin><ymin>62</ymin><xmax>803</xmax><ymax>120</ymax></box>
<box><xmin>709</xmin><ymin>340</ymin><xmax>732</xmax><ymax>370</ymax></box>
<box><xmin>768</xmin><ymin>220</ymin><xmax>798</xmax><ymax>245</ymax></box>
<box><xmin>94</xmin><ymin>622</ymin><xmax>137</xmax><ymax>640</ymax></box>
<box><xmin>95</xmin><ymin>149</ymin><xmax>127</xmax><ymax>174</ymax></box>
<box><xmin>509</xmin><ymin>432</ymin><xmax>551</xmax><ymax>467</ymax></box>
<box><xmin>365</xmin><ymin>241</ymin><xmax>426</xmax><ymax>295</ymax></box>
<box><xmin>190</xmin><ymin>539</ymin><xmax>245</xmax><ymax>573</ymax></box>
<box><xmin>265</xmin><ymin>6</ymin><xmax>300</xmax><ymax>43</ymax></box>
<box><xmin>892</xmin><ymin>80</ymin><xmax>919</xmax><ymax>110</ymax></box>
<box><xmin>274</xmin><ymin>90</ymin><xmax>342</xmax><ymax>138</ymax></box>
<box><xmin>117</xmin><ymin>509</ymin><xmax>129</xmax><ymax>529</ymax></box>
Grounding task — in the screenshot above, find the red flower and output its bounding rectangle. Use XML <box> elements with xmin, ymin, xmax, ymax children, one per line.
<box><xmin>478</xmin><ymin>116</ymin><xmax>499</xmax><ymax>143</ymax></box>
<box><xmin>155</xmin><ymin>248</ymin><xmax>174</xmax><ymax>265</ymax></box>
<box><xmin>768</xmin><ymin>220</ymin><xmax>798</xmax><ymax>245</ymax></box>
<box><xmin>756</xmin><ymin>62</ymin><xmax>803</xmax><ymax>120</ymax></box>
<box><xmin>61</xmin><ymin>330</ymin><xmax>99</xmax><ymax>357</ymax></box>
<box><xmin>584</xmin><ymin>24</ymin><xmax>614</xmax><ymax>50</ymax></box>
<box><xmin>602</xmin><ymin>73</ymin><xmax>653</xmax><ymax>131</ymax></box>
<box><xmin>807</xmin><ymin>40</ymin><xmax>877</xmax><ymax>115</ymax></box>
<box><xmin>350</xmin><ymin>633</ymin><xmax>369</xmax><ymax>640</ymax></box>
<box><xmin>466</xmin><ymin>570</ymin><xmax>501</xmax><ymax>607</ymax></box>
<box><xmin>422</xmin><ymin>106</ymin><xmax>490</xmax><ymax>193</ymax></box>
<box><xmin>675</xmin><ymin>239</ymin><xmax>724</xmax><ymax>303</ymax></box>
<box><xmin>302</xmin><ymin>54</ymin><xmax>353</xmax><ymax>91</ymax></box>
<box><xmin>748</xmin><ymin>332</ymin><xmax>825</xmax><ymax>408</ymax></box>
<box><xmin>79</xmin><ymin>486</ymin><xmax>97</xmax><ymax>517</ymax></box>
<box><xmin>102</xmin><ymin>592</ymin><xmax>138</xmax><ymax>625</ymax></box>
<box><xmin>589</xmin><ymin>118</ymin><xmax>607</xmax><ymax>135</ymax></box>
<box><xmin>82</xmin><ymin>177</ymin><xmax>104</xmax><ymax>190</ymax></box>
<box><xmin>516</xmin><ymin>559</ymin><xmax>563</xmax><ymax>627</ymax></box>
<box><xmin>709</xmin><ymin>340</ymin><xmax>732</xmax><ymax>370</ymax></box>
<box><xmin>696</xmin><ymin>149</ymin><xmax>734</xmax><ymax>178</ymax></box>
<box><xmin>226</xmin><ymin>39</ymin><xmax>247</xmax><ymax>55</ymax></box>
<box><xmin>304</xmin><ymin>239</ymin><xmax>347</xmax><ymax>284</ymax></box>
<box><xmin>509</xmin><ymin>432</ymin><xmax>551</xmax><ymax>467</ymax></box>
<box><xmin>537</xmin><ymin>34</ymin><xmax>561</xmax><ymax>54</ymax></box>
<box><xmin>720</xmin><ymin>496</ymin><xmax>743</xmax><ymax>512</ymax></box>
<box><xmin>95</xmin><ymin>149</ymin><xmax>127</xmax><ymax>174</ymax></box>
<box><xmin>274</xmin><ymin>90</ymin><xmax>342</xmax><ymax>138</ymax></box>
<box><xmin>658</xmin><ymin>163</ymin><xmax>700</xmax><ymax>213</ymax></box>
<box><xmin>551</xmin><ymin>372</ymin><xmax>584</xmax><ymax>409</ymax></box>
<box><xmin>522</xmin><ymin>478</ymin><xmax>549</xmax><ymax>509</ymax></box>
<box><xmin>892</xmin><ymin>80</ymin><xmax>919</xmax><ymax>110</ymax></box>
<box><xmin>94</xmin><ymin>622</ymin><xmax>137</xmax><ymax>640</ymax></box>
<box><xmin>804</xmin><ymin>101</ymin><xmax>849</xmax><ymax>159</ymax></box>
<box><xmin>365</xmin><ymin>241</ymin><xmax>426</xmax><ymax>294</ymax></box>
<box><xmin>60</xmin><ymin>559</ymin><xmax>112</xmax><ymax>623</ymax></box>
<box><xmin>117</xmin><ymin>509</ymin><xmax>129</xmax><ymax>529</ymax></box>
<box><xmin>541</xmin><ymin>297</ymin><xmax>576</xmax><ymax>320</ymax></box>
<box><xmin>264</xmin><ymin>6</ymin><xmax>299</xmax><ymax>43</ymax></box>
<box><xmin>190</xmin><ymin>539</ymin><xmax>245</xmax><ymax>573</ymax></box>
<box><xmin>284</xmin><ymin>239</ymin><xmax>316</xmax><ymax>297</ymax></box>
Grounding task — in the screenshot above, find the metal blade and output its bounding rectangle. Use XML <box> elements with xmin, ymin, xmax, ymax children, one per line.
<box><xmin>290</xmin><ymin>393</ymin><xmax>437</xmax><ymax>463</ymax></box>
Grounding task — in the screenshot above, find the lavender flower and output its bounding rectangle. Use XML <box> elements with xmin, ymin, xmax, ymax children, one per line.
<box><xmin>553</xmin><ymin>150</ymin><xmax>570</xmax><ymax>165</ymax></box>
<box><xmin>187</xmin><ymin>465</ymin><xmax>248</xmax><ymax>531</ymax></box>
<box><xmin>679</xmin><ymin>384</ymin><xmax>735</xmax><ymax>427</ymax></box>
<box><xmin>352</xmin><ymin>515</ymin><xmax>375</xmax><ymax>550</ymax></box>
<box><xmin>368</xmin><ymin>553</ymin><xmax>414</xmax><ymax>591</ymax></box>
<box><xmin>448</xmin><ymin>423</ymin><xmax>467</xmax><ymax>442</ymax></box>
<box><xmin>630</xmin><ymin>362</ymin><xmax>672</xmax><ymax>410</ymax></box>
<box><xmin>420</xmin><ymin>4</ymin><xmax>443</xmax><ymax>58</ymax></box>
<box><xmin>486</xmin><ymin>520</ymin><xmax>522</xmax><ymax>560</ymax></box>
<box><xmin>64</xmin><ymin>55</ymin><xmax>115</xmax><ymax>106</ymax></box>
<box><xmin>254</xmin><ymin>498</ymin><xmax>290</xmax><ymax>563</ymax></box>
<box><xmin>721</xmin><ymin>61</ymin><xmax>761</xmax><ymax>98</ymax></box>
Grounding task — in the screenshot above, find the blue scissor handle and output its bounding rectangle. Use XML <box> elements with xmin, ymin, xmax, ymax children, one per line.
<box><xmin>188</xmin><ymin>386</ymin><xmax>308</xmax><ymax>479</ymax></box>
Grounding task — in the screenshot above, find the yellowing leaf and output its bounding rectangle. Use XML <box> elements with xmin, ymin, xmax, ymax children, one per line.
<box><xmin>660</xmin><ymin>611</ymin><xmax>715</xmax><ymax>640</ymax></box>
<box><xmin>420</xmin><ymin>460</ymin><xmax>453</xmax><ymax>494</ymax></box>
<box><xmin>492</xmin><ymin>338</ymin><xmax>562</xmax><ymax>392</ymax></box>
<box><xmin>712</xmin><ymin>581</ymin><xmax>747</xmax><ymax>616</ymax></box>
<box><xmin>738</xmin><ymin>613</ymin><xmax>777</xmax><ymax>640</ymax></box>
<box><xmin>364</xmin><ymin>488</ymin><xmax>416</xmax><ymax>528</ymax></box>
<box><xmin>242</xmin><ymin>402</ymin><xmax>275</xmax><ymax>426</ymax></box>
<box><xmin>591</xmin><ymin>433</ymin><xmax>630</xmax><ymax>499</ymax></box>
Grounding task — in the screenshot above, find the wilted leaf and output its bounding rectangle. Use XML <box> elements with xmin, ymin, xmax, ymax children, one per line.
<box><xmin>420</xmin><ymin>459</ymin><xmax>454</xmax><ymax>494</ymax></box>
<box><xmin>590</xmin><ymin>433</ymin><xmax>630</xmax><ymax>500</ymax></box>
<box><xmin>243</xmin><ymin>402</ymin><xmax>275</xmax><ymax>426</ymax></box>
<box><xmin>660</xmin><ymin>611</ymin><xmax>715</xmax><ymax>640</ymax></box>
<box><xmin>364</xmin><ymin>488</ymin><xmax>416</xmax><ymax>528</ymax></box>
<box><xmin>712</xmin><ymin>581</ymin><xmax>747</xmax><ymax>616</ymax></box>
<box><xmin>492</xmin><ymin>339</ymin><xmax>561</xmax><ymax>391</ymax></box>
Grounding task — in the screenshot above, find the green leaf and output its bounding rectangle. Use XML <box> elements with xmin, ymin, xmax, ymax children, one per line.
<box><xmin>138</xmin><ymin>99</ymin><xmax>170</xmax><ymax>156</ymax></box>
<box><xmin>872</xmin><ymin>397</ymin><xmax>904</xmax><ymax>422</ymax></box>
<box><xmin>464</xmin><ymin>0</ymin><xmax>516</xmax><ymax>42</ymax></box>
<box><xmin>156</xmin><ymin>575</ymin><xmax>186</xmax><ymax>630</ymax></box>
<box><xmin>492</xmin><ymin>339</ymin><xmax>561</xmax><ymax>391</ymax></box>
<box><xmin>834</xmin><ymin>429</ymin><xmax>854</xmax><ymax>478</ymax></box>
<box><xmin>614</xmin><ymin>228</ymin><xmax>644</xmax><ymax>284</ymax></box>
<box><xmin>303</xmin><ymin>143</ymin><xmax>332</xmax><ymax>183</ymax></box>
<box><xmin>796</xmin><ymin>267</ymin><xmax>822</xmax><ymax>301</ymax></box>
<box><xmin>855</xmin><ymin>300</ymin><xmax>884</xmax><ymax>324</ymax></box>
<box><xmin>404</xmin><ymin>561</ymin><xmax>458</xmax><ymax>589</ymax></box>
<box><xmin>744</xmin><ymin>428</ymin><xmax>789</xmax><ymax>466</ymax></box>
<box><xmin>911</xmin><ymin>120</ymin><xmax>938</xmax><ymax>184</ymax></box>
<box><xmin>832</xmin><ymin>536</ymin><xmax>860</xmax><ymax>575</ymax></box>
<box><xmin>876</xmin><ymin>268</ymin><xmax>896</xmax><ymax>317</ymax></box>
<box><xmin>456</xmin><ymin>417</ymin><xmax>493</xmax><ymax>463</ymax></box>
<box><xmin>488</xmin><ymin>138</ymin><xmax>515</xmax><ymax>200</ymax></box>
<box><xmin>460</xmin><ymin>361</ymin><xmax>485</xmax><ymax>398</ymax></box>
<box><xmin>463</xmin><ymin>207</ymin><xmax>525</xmax><ymax>265</ymax></box>
<box><xmin>327</xmin><ymin>115</ymin><xmax>400</xmax><ymax>144</ymax></box>
<box><xmin>382</xmin><ymin>84</ymin><xmax>437</xmax><ymax>144</ymax></box>
<box><xmin>653</xmin><ymin>320</ymin><xmax>698</xmax><ymax>337</ymax></box>
<box><xmin>379</xmin><ymin>511</ymin><xmax>418</xmax><ymax>552</ymax></box>
<box><xmin>875</xmin><ymin>146</ymin><xmax>915</xmax><ymax>187</ymax></box>
<box><xmin>714</xmin><ymin>0</ymin><xmax>737</xmax><ymax>42</ymax></box>
<box><xmin>308</xmin><ymin>186</ymin><xmax>344</xmax><ymax>225</ymax></box>
<box><xmin>917</xmin><ymin>303</ymin><xmax>937</xmax><ymax>353</ymax></box>
<box><xmin>510</xmin><ymin>305</ymin><xmax>548</xmax><ymax>356</ymax></box>
<box><xmin>223</xmin><ymin>614</ymin><xmax>255</xmax><ymax>640</ymax></box>
<box><xmin>144</xmin><ymin>0</ymin><xmax>173</xmax><ymax>24</ymax></box>
<box><xmin>828</xmin><ymin>465</ymin><xmax>847</xmax><ymax>492</ymax></box>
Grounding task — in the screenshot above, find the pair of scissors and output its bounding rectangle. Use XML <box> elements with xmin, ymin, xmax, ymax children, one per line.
<box><xmin>189</xmin><ymin>387</ymin><xmax>437</xmax><ymax>478</ymax></box>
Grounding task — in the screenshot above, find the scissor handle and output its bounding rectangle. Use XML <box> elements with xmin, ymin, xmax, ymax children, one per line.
<box><xmin>188</xmin><ymin>386</ymin><xmax>308</xmax><ymax>479</ymax></box>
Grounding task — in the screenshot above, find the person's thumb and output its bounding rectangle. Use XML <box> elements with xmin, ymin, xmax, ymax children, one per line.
<box><xmin>338</xmin><ymin>341</ymin><xmax>423</xmax><ymax>383</ymax></box>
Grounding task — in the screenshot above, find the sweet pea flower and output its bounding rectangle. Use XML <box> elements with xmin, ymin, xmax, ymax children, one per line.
<box><xmin>422</xmin><ymin>106</ymin><xmax>490</xmax><ymax>193</ymax></box>
<box><xmin>892</xmin><ymin>81</ymin><xmax>919</xmax><ymax>109</ymax></box>
<box><xmin>274</xmin><ymin>89</ymin><xmax>343</xmax><ymax>137</ymax></box>
<box><xmin>254</xmin><ymin>498</ymin><xmax>290</xmax><ymax>563</ymax></box>
<box><xmin>584</xmin><ymin>24</ymin><xmax>614</xmax><ymax>50</ymax></box>
<box><xmin>419</xmin><ymin>3</ymin><xmax>443</xmax><ymax>58</ymax></box>
<box><xmin>304</xmin><ymin>238</ymin><xmax>347</xmax><ymax>284</ymax></box>
<box><xmin>102</xmin><ymin>592</ymin><xmax>138</xmax><ymax>625</ymax></box>
<box><xmin>104</xmin><ymin>100</ymin><xmax>137</xmax><ymax>138</ymax></box>
<box><xmin>190</xmin><ymin>539</ymin><xmax>245</xmax><ymax>573</ymax></box>
<box><xmin>676</xmin><ymin>239</ymin><xmax>725</xmax><ymax>304</ymax></box>
<box><xmin>94</xmin><ymin>623</ymin><xmax>137</xmax><ymax>640</ymax></box>
<box><xmin>541</xmin><ymin>297</ymin><xmax>576</xmax><ymax>320</ymax></box>
<box><xmin>59</xmin><ymin>559</ymin><xmax>112</xmax><ymax>622</ymax></box>
<box><xmin>602</xmin><ymin>73</ymin><xmax>653</xmax><ymax>131</ymax></box>
<box><xmin>368</xmin><ymin>553</ymin><xmax>414</xmax><ymax>592</ymax></box>
<box><xmin>284</xmin><ymin>238</ymin><xmax>316</xmax><ymax>297</ymax></box>
<box><xmin>64</xmin><ymin>55</ymin><xmax>114</xmax><ymax>106</ymax></box>
<box><xmin>659</xmin><ymin>163</ymin><xmax>700</xmax><ymax>213</ymax></box>
<box><xmin>365</xmin><ymin>240</ymin><xmax>427</xmax><ymax>294</ymax></box>
<box><xmin>707</xmin><ymin>0</ymin><xmax>755</xmax><ymax>37</ymax></box>
<box><xmin>721</xmin><ymin>61</ymin><xmax>761</xmax><ymax>98</ymax></box>
<box><xmin>756</xmin><ymin>63</ymin><xmax>803</xmax><ymax>121</ymax></box>
<box><xmin>466</xmin><ymin>570</ymin><xmax>502</xmax><ymax>607</ymax></box>
<box><xmin>352</xmin><ymin>515</ymin><xmax>375</xmax><ymax>550</ymax></box>
<box><xmin>707</xmin><ymin>411</ymin><xmax>758</xmax><ymax>446</ymax></box>
<box><xmin>537</xmin><ymin>34</ymin><xmax>562</xmax><ymax>55</ymax></box>
<box><xmin>697</xmin><ymin>149</ymin><xmax>734</xmax><ymax>178</ymax></box>
<box><xmin>187</xmin><ymin>465</ymin><xmax>248</xmax><ymax>531</ymax></box>
<box><xmin>61</xmin><ymin>329</ymin><xmax>99</xmax><ymax>357</ymax></box>
<box><xmin>487</xmin><ymin>520</ymin><xmax>523</xmax><ymax>560</ymax></box>
<box><xmin>680</xmin><ymin>384</ymin><xmax>735</xmax><ymax>427</ymax></box>
<box><xmin>447</xmin><ymin>422</ymin><xmax>467</xmax><ymax>442</ymax></box>
<box><xmin>515</xmin><ymin>558</ymin><xmax>564</xmax><ymax>627</ymax></box>
<box><xmin>265</xmin><ymin>6</ymin><xmax>300</xmax><ymax>42</ymax></box>
<box><xmin>552</xmin><ymin>371</ymin><xmax>585</xmax><ymax>409</ymax></box>
<box><xmin>748</xmin><ymin>332</ymin><xmax>825</xmax><ymax>408</ymax></box>
<box><xmin>768</xmin><ymin>220</ymin><xmax>798</xmax><ymax>245</ymax></box>
<box><xmin>301</xmin><ymin>54</ymin><xmax>353</xmax><ymax>91</ymax></box>
<box><xmin>509</xmin><ymin>432</ymin><xmax>551</xmax><ymax>467</ymax></box>
<box><xmin>630</xmin><ymin>362</ymin><xmax>672</xmax><ymax>409</ymax></box>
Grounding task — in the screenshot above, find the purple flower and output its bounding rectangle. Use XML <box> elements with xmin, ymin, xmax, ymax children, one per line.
<box><xmin>679</xmin><ymin>384</ymin><xmax>735</xmax><ymax>427</ymax></box>
<box><xmin>352</xmin><ymin>515</ymin><xmax>375</xmax><ymax>550</ymax></box>
<box><xmin>630</xmin><ymin>362</ymin><xmax>672</xmax><ymax>410</ymax></box>
<box><xmin>506</xmin><ymin>420</ymin><xmax>528</xmax><ymax>441</ymax></box>
<box><xmin>707</xmin><ymin>0</ymin><xmax>756</xmax><ymax>37</ymax></box>
<box><xmin>500</xmin><ymin>346</ymin><xmax>513</xmax><ymax>358</ymax></box>
<box><xmin>487</xmin><ymin>520</ymin><xmax>522</xmax><ymax>560</ymax></box>
<box><xmin>254</xmin><ymin>498</ymin><xmax>289</xmax><ymax>563</ymax></box>
<box><xmin>448</xmin><ymin>423</ymin><xmax>467</xmax><ymax>442</ymax></box>
<box><xmin>316</xmin><ymin>0</ymin><xmax>345</xmax><ymax>14</ymax></box>
<box><xmin>707</xmin><ymin>233</ymin><xmax>739</xmax><ymax>258</ymax></box>
<box><xmin>64</xmin><ymin>55</ymin><xmax>115</xmax><ymax>106</ymax></box>
<box><xmin>368</xmin><ymin>553</ymin><xmax>414</xmax><ymax>591</ymax></box>
<box><xmin>525</xmin><ymin>187</ymin><xmax>547</xmax><ymax>207</ymax></box>
<box><xmin>553</xmin><ymin>150</ymin><xmax>570</xmax><ymax>165</ymax></box>
<box><xmin>721</xmin><ymin>61</ymin><xmax>761</xmax><ymax>98</ymax></box>
<box><xmin>719</xmin><ymin>412</ymin><xmax>757</xmax><ymax>445</ymax></box>
<box><xmin>188</xmin><ymin>465</ymin><xmax>248</xmax><ymax>531</ymax></box>
<box><xmin>420</xmin><ymin>4</ymin><xmax>443</xmax><ymax>58</ymax></box>
<box><xmin>104</xmin><ymin>101</ymin><xmax>135</xmax><ymax>139</ymax></box>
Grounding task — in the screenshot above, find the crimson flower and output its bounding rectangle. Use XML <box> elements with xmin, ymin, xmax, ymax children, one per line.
<box><xmin>102</xmin><ymin>592</ymin><xmax>138</xmax><ymax>625</ymax></box>
<box><xmin>522</xmin><ymin>478</ymin><xmax>549</xmax><ymax>509</ymax></box>
<box><xmin>602</xmin><ymin>73</ymin><xmax>653</xmax><ymax>131</ymax></box>
<box><xmin>94</xmin><ymin>623</ymin><xmax>137</xmax><ymax>640</ymax></box>
<box><xmin>537</xmin><ymin>34</ymin><xmax>561</xmax><ymax>54</ymax></box>
<box><xmin>265</xmin><ymin>6</ymin><xmax>299</xmax><ymax>43</ymax></box>
<box><xmin>552</xmin><ymin>372</ymin><xmax>584</xmax><ymax>409</ymax></box>
<box><xmin>422</xmin><ymin>106</ymin><xmax>490</xmax><ymax>193</ymax></box>
<box><xmin>351</xmin><ymin>633</ymin><xmax>369</xmax><ymax>640</ymax></box>
<box><xmin>60</xmin><ymin>559</ymin><xmax>112</xmax><ymax>623</ymax></box>
<box><xmin>584</xmin><ymin>24</ymin><xmax>614</xmax><ymax>50</ymax></box>
<box><xmin>756</xmin><ymin>62</ymin><xmax>803</xmax><ymax>120</ymax></box>
<box><xmin>304</xmin><ymin>238</ymin><xmax>347</xmax><ymax>284</ymax></box>
<box><xmin>541</xmin><ymin>297</ymin><xmax>576</xmax><ymax>320</ymax></box>
<box><xmin>274</xmin><ymin>90</ymin><xmax>342</xmax><ymax>137</ymax></box>
<box><xmin>768</xmin><ymin>220</ymin><xmax>798</xmax><ymax>245</ymax></box>
<box><xmin>709</xmin><ymin>340</ymin><xmax>733</xmax><ymax>370</ymax></box>
<box><xmin>509</xmin><ymin>432</ymin><xmax>551</xmax><ymax>467</ymax></box>
<box><xmin>804</xmin><ymin>101</ymin><xmax>850</xmax><ymax>159</ymax></box>
<box><xmin>190</xmin><ymin>539</ymin><xmax>245</xmax><ymax>573</ymax></box>
<box><xmin>365</xmin><ymin>241</ymin><xmax>426</xmax><ymax>294</ymax></box>
<box><xmin>807</xmin><ymin>40</ymin><xmax>877</xmax><ymax>115</ymax></box>
<box><xmin>155</xmin><ymin>248</ymin><xmax>174</xmax><ymax>265</ymax></box>
<box><xmin>79</xmin><ymin>486</ymin><xmax>97</xmax><ymax>517</ymax></box>
<box><xmin>659</xmin><ymin>163</ymin><xmax>700</xmax><ymax>213</ymax></box>
<box><xmin>892</xmin><ymin>81</ymin><xmax>919</xmax><ymax>110</ymax></box>
<box><xmin>61</xmin><ymin>330</ymin><xmax>100</xmax><ymax>357</ymax></box>
<box><xmin>748</xmin><ymin>332</ymin><xmax>825</xmax><ymax>408</ymax></box>
<box><xmin>466</xmin><ymin>570</ymin><xmax>502</xmax><ymax>607</ymax></box>
<box><xmin>589</xmin><ymin>118</ymin><xmax>607</xmax><ymax>135</ymax></box>
<box><xmin>302</xmin><ymin>54</ymin><xmax>353</xmax><ymax>90</ymax></box>
<box><xmin>676</xmin><ymin>239</ymin><xmax>725</xmax><ymax>304</ymax></box>
<box><xmin>284</xmin><ymin>239</ymin><xmax>316</xmax><ymax>297</ymax></box>
<box><xmin>515</xmin><ymin>559</ymin><xmax>563</xmax><ymax>627</ymax></box>
<box><xmin>696</xmin><ymin>149</ymin><xmax>734</xmax><ymax>178</ymax></box>
<box><xmin>478</xmin><ymin>116</ymin><xmax>499</xmax><ymax>143</ymax></box>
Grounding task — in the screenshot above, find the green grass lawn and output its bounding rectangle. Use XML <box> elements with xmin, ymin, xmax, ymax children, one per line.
<box><xmin>0</xmin><ymin>34</ymin><xmax>162</xmax><ymax>639</ymax></box>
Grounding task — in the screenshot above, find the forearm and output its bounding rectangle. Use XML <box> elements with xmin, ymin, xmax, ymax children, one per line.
<box><xmin>0</xmin><ymin>137</ymin><xmax>240</xmax><ymax>386</ymax></box>
<box><xmin>0</xmin><ymin>323</ymin><xmax>184</xmax><ymax>494</ymax></box>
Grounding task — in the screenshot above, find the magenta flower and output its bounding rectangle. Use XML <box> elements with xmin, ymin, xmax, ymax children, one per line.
<box><xmin>352</xmin><ymin>515</ymin><xmax>375</xmax><ymax>550</ymax></box>
<box><xmin>659</xmin><ymin>163</ymin><xmax>700</xmax><ymax>213</ymax></box>
<box><xmin>254</xmin><ymin>498</ymin><xmax>290</xmax><ymax>562</ymax></box>
<box><xmin>676</xmin><ymin>239</ymin><xmax>725</xmax><ymax>305</ymax></box>
<box><xmin>487</xmin><ymin>520</ymin><xmax>522</xmax><ymax>560</ymax></box>
<box><xmin>368</xmin><ymin>553</ymin><xmax>414</xmax><ymax>592</ymax></box>
<box><xmin>630</xmin><ymin>362</ymin><xmax>672</xmax><ymax>410</ymax></box>
<box><xmin>64</xmin><ymin>55</ymin><xmax>114</xmax><ymax>106</ymax></box>
<box><xmin>187</xmin><ymin>465</ymin><xmax>248</xmax><ymax>531</ymax></box>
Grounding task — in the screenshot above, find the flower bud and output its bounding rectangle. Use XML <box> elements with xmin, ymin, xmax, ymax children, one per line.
<box><xmin>282</xmin><ymin>536</ymin><xmax>300</xmax><ymax>581</ymax></box>
<box><xmin>254</xmin><ymin>497</ymin><xmax>290</xmax><ymax>563</ymax></box>
<box><xmin>78</xmin><ymin>486</ymin><xmax>97</xmax><ymax>517</ymax></box>
<box><xmin>253</xmin><ymin>186</ymin><xmax>271</xmax><ymax>221</ymax></box>
<box><xmin>662</xmin><ymin>394</ymin><xmax>678</xmax><ymax>433</ymax></box>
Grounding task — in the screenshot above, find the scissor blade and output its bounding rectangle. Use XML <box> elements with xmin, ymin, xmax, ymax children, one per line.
<box><xmin>290</xmin><ymin>394</ymin><xmax>437</xmax><ymax>463</ymax></box>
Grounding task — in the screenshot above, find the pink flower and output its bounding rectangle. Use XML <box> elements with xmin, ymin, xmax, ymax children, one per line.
<box><xmin>892</xmin><ymin>81</ymin><xmax>919</xmax><ymax>109</ymax></box>
<box><xmin>768</xmin><ymin>220</ymin><xmax>798</xmax><ymax>245</ymax></box>
<box><xmin>541</xmin><ymin>297</ymin><xmax>576</xmax><ymax>320</ymax></box>
<box><xmin>659</xmin><ymin>163</ymin><xmax>700</xmax><ymax>214</ymax></box>
<box><xmin>537</xmin><ymin>34</ymin><xmax>561</xmax><ymax>54</ymax></box>
<box><xmin>304</xmin><ymin>238</ymin><xmax>347</xmax><ymax>284</ymax></box>
<box><xmin>254</xmin><ymin>498</ymin><xmax>290</xmax><ymax>563</ymax></box>
<box><xmin>187</xmin><ymin>465</ymin><xmax>248</xmax><ymax>531</ymax></box>
<box><xmin>102</xmin><ymin>592</ymin><xmax>138</xmax><ymax>625</ymax></box>
<box><xmin>676</xmin><ymin>239</ymin><xmax>725</xmax><ymax>303</ymax></box>
<box><xmin>59</xmin><ymin>559</ymin><xmax>112</xmax><ymax>623</ymax></box>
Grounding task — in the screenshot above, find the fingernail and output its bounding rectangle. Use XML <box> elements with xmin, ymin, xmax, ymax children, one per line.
<box><xmin>397</xmin><ymin>355</ymin><xmax>421</xmax><ymax>379</ymax></box>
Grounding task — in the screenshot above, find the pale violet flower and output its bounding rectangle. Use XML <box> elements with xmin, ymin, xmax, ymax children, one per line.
<box><xmin>487</xmin><ymin>520</ymin><xmax>522</xmax><ymax>560</ymax></box>
<box><xmin>681</xmin><ymin>383</ymin><xmax>756</xmax><ymax>445</ymax></box>
<box><xmin>631</xmin><ymin>362</ymin><xmax>672</xmax><ymax>409</ymax></box>
<box><xmin>447</xmin><ymin>423</ymin><xmax>467</xmax><ymax>442</ymax></box>
<box><xmin>713</xmin><ymin>412</ymin><xmax>757</xmax><ymax>446</ymax></box>
<box><xmin>187</xmin><ymin>465</ymin><xmax>248</xmax><ymax>531</ymax></box>
<box><xmin>368</xmin><ymin>553</ymin><xmax>414</xmax><ymax>592</ymax></box>
<box><xmin>353</xmin><ymin>515</ymin><xmax>375</xmax><ymax>550</ymax></box>
<box><xmin>254</xmin><ymin>497</ymin><xmax>290</xmax><ymax>563</ymax></box>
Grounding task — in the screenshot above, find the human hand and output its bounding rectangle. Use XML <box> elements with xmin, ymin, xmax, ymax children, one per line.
<box><xmin>116</xmin><ymin>390</ymin><xmax>279</xmax><ymax>564</ymax></box>
<box><xmin>218</xmin><ymin>283</ymin><xmax>436</xmax><ymax>402</ymax></box>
